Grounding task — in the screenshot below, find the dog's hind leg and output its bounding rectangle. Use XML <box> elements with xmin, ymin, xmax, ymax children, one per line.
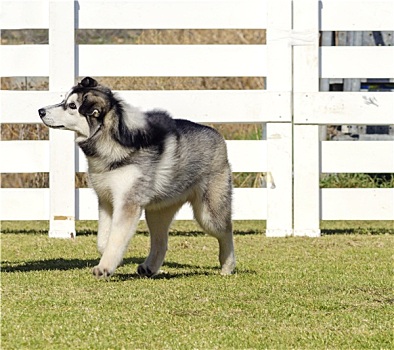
<box><xmin>192</xmin><ymin>172</ymin><xmax>236</xmax><ymax>275</ymax></box>
<box><xmin>97</xmin><ymin>199</ymin><xmax>113</xmax><ymax>255</ymax></box>
<box><xmin>138</xmin><ymin>203</ymin><xmax>182</xmax><ymax>277</ymax></box>
<box><xmin>92</xmin><ymin>202</ymin><xmax>142</xmax><ymax>278</ymax></box>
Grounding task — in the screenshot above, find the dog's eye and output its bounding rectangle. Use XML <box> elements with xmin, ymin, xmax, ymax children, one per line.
<box><xmin>68</xmin><ymin>103</ymin><xmax>77</xmax><ymax>109</ymax></box>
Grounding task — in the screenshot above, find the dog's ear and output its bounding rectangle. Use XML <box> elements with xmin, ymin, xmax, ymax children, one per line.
<box><xmin>79</xmin><ymin>93</ymin><xmax>104</xmax><ymax>137</ymax></box>
<box><xmin>79</xmin><ymin>94</ymin><xmax>101</xmax><ymax>118</ymax></box>
<box><xmin>79</xmin><ymin>77</ymin><xmax>98</xmax><ymax>88</ymax></box>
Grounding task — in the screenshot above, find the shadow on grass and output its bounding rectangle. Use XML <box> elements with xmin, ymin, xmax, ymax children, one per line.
<box><xmin>2</xmin><ymin>257</ymin><xmax>255</xmax><ymax>281</ymax></box>
<box><xmin>113</xmin><ymin>270</ymin><xmax>215</xmax><ymax>281</ymax></box>
<box><xmin>2</xmin><ymin>257</ymin><xmax>105</xmax><ymax>273</ymax></box>
<box><xmin>0</xmin><ymin>229</ymin><xmax>97</xmax><ymax>236</ymax></box>
<box><xmin>322</xmin><ymin>228</ymin><xmax>394</xmax><ymax>235</ymax></box>
<box><xmin>1</xmin><ymin>257</ymin><xmax>211</xmax><ymax>276</ymax></box>
<box><xmin>1</xmin><ymin>229</ymin><xmax>263</xmax><ymax>237</ymax></box>
<box><xmin>114</xmin><ymin>267</ymin><xmax>256</xmax><ymax>281</ymax></box>
<box><xmin>1</xmin><ymin>257</ymin><xmax>146</xmax><ymax>273</ymax></box>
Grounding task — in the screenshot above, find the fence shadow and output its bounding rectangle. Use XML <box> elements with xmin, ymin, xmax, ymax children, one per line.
<box><xmin>321</xmin><ymin>228</ymin><xmax>393</xmax><ymax>235</ymax></box>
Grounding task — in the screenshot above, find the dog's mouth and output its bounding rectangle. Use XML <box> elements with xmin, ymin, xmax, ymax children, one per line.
<box><xmin>45</xmin><ymin>124</ymin><xmax>65</xmax><ymax>129</ymax></box>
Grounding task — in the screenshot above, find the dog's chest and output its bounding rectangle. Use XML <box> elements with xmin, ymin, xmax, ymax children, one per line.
<box><xmin>88</xmin><ymin>165</ymin><xmax>142</xmax><ymax>204</ymax></box>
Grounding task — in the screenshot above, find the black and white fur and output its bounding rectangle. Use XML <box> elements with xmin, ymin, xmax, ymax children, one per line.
<box><xmin>39</xmin><ymin>77</ymin><xmax>235</xmax><ymax>278</ymax></box>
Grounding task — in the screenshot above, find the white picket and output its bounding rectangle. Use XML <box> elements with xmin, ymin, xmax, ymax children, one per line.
<box><xmin>0</xmin><ymin>1</ymin><xmax>49</xmax><ymax>29</ymax></box>
<box><xmin>321</xmin><ymin>141</ymin><xmax>394</xmax><ymax>173</ymax></box>
<box><xmin>0</xmin><ymin>141</ymin><xmax>50</xmax><ymax>173</ymax></box>
<box><xmin>77</xmin><ymin>0</ymin><xmax>267</xmax><ymax>29</ymax></box>
<box><xmin>292</xmin><ymin>0</ymin><xmax>321</xmax><ymax>237</ymax></box>
<box><xmin>264</xmin><ymin>0</ymin><xmax>293</xmax><ymax>237</ymax></box>
<box><xmin>0</xmin><ymin>91</ymin><xmax>65</xmax><ymax>123</ymax></box>
<box><xmin>76</xmin><ymin>188</ymin><xmax>268</xmax><ymax>221</ymax></box>
<box><xmin>294</xmin><ymin>92</ymin><xmax>394</xmax><ymax>125</ymax></box>
<box><xmin>320</xmin><ymin>0</ymin><xmax>394</xmax><ymax>31</ymax></box>
<box><xmin>320</xmin><ymin>47</ymin><xmax>394</xmax><ymax>79</ymax></box>
<box><xmin>0</xmin><ymin>45</ymin><xmax>48</xmax><ymax>77</ymax></box>
<box><xmin>0</xmin><ymin>189</ymin><xmax>50</xmax><ymax>221</ymax></box>
<box><xmin>78</xmin><ymin>45</ymin><xmax>267</xmax><ymax>77</ymax></box>
<box><xmin>1</xmin><ymin>45</ymin><xmax>267</xmax><ymax>77</ymax></box>
<box><xmin>322</xmin><ymin>189</ymin><xmax>394</xmax><ymax>221</ymax></box>
<box><xmin>47</xmin><ymin>0</ymin><xmax>76</xmax><ymax>238</ymax></box>
<box><xmin>1</xmin><ymin>90</ymin><xmax>291</xmax><ymax>124</ymax></box>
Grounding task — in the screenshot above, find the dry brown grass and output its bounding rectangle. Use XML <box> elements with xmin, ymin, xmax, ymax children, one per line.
<box><xmin>1</xmin><ymin>29</ymin><xmax>265</xmax><ymax>45</ymax></box>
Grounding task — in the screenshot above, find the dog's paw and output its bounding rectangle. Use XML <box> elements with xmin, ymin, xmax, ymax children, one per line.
<box><xmin>220</xmin><ymin>267</ymin><xmax>235</xmax><ymax>276</ymax></box>
<box><xmin>92</xmin><ymin>265</ymin><xmax>113</xmax><ymax>279</ymax></box>
<box><xmin>220</xmin><ymin>261</ymin><xmax>236</xmax><ymax>276</ymax></box>
<box><xmin>137</xmin><ymin>264</ymin><xmax>156</xmax><ymax>278</ymax></box>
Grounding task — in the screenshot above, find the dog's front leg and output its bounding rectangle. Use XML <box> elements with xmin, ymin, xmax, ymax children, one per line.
<box><xmin>97</xmin><ymin>199</ymin><xmax>113</xmax><ymax>255</ymax></box>
<box><xmin>93</xmin><ymin>202</ymin><xmax>142</xmax><ymax>278</ymax></box>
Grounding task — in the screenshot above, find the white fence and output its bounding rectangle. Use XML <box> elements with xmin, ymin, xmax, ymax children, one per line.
<box><xmin>1</xmin><ymin>0</ymin><xmax>393</xmax><ymax>238</ymax></box>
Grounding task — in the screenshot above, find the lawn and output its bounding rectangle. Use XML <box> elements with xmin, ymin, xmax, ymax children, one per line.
<box><xmin>1</xmin><ymin>221</ymin><xmax>393</xmax><ymax>349</ymax></box>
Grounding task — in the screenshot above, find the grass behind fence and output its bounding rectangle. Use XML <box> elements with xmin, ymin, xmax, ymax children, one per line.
<box><xmin>1</xmin><ymin>220</ymin><xmax>393</xmax><ymax>349</ymax></box>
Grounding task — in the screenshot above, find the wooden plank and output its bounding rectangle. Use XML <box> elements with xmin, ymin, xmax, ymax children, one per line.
<box><xmin>0</xmin><ymin>1</ymin><xmax>49</xmax><ymax>29</ymax></box>
<box><xmin>0</xmin><ymin>141</ymin><xmax>50</xmax><ymax>173</ymax></box>
<box><xmin>320</xmin><ymin>0</ymin><xmax>394</xmax><ymax>31</ymax></box>
<box><xmin>294</xmin><ymin>92</ymin><xmax>394</xmax><ymax>125</ymax></box>
<box><xmin>293</xmin><ymin>125</ymin><xmax>321</xmax><ymax>237</ymax></box>
<box><xmin>76</xmin><ymin>188</ymin><xmax>98</xmax><ymax>221</ymax></box>
<box><xmin>293</xmin><ymin>0</ymin><xmax>321</xmax><ymax>237</ymax></box>
<box><xmin>265</xmin><ymin>0</ymin><xmax>293</xmax><ymax>237</ymax></box>
<box><xmin>78</xmin><ymin>45</ymin><xmax>267</xmax><ymax>77</ymax></box>
<box><xmin>293</xmin><ymin>0</ymin><xmax>319</xmax><ymax>92</ymax></box>
<box><xmin>5</xmin><ymin>0</ymin><xmax>392</xmax><ymax>33</ymax></box>
<box><xmin>0</xmin><ymin>0</ymin><xmax>267</xmax><ymax>30</ymax></box>
<box><xmin>266</xmin><ymin>123</ymin><xmax>293</xmax><ymax>237</ymax></box>
<box><xmin>76</xmin><ymin>188</ymin><xmax>267</xmax><ymax>221</ymax></box>
<box><xmin>0</xmin><ymin>189</ymin><xmax>50</xmax><ymax>220</ymax></box>
<box><xmin>117</xmin><ymin>90</ymin><xmax>290</xmax><ymax>123</ymax></box>
<box><xmin>77</xmin><ymin>0</ymin><xmax>267</xmax><ymax>29</ymax></box>
<box><xmin>322</xmin><ymin>141</ymin><xmax>394</xmax><ymax>173</ymax></box>
<box><xmin>226</xmin><ymin>141</ymin><xmax>267</xmax><ymax>172</ymax></box>
<box><xmin>175</xmin><ymin>188</ymin><xmax>268</xmax><ymax>221</ymax></box>
<box><xmin>77</xmin><ymin>140</ymin><xmax>267</xmax><ymax>173</ymax></box>
<box><xmin>1</xmin><ymin>44</ymin><xmax>267</xmax><ymax>77</ymax></box>
<box><xmin>266</xmin><ymin>0</ymin><xmax>292</xmax><ymax>91</ymax></box>
<box><xmin>0</xmin><ymin>45</ymin><xmax>49</xmax><ymax>76</ymax></box>
<box><xmin>321</xmin><ymin>188</ymin><xmax>394</xmax><ymax>220</ymax></box>
<box><xmin>0</xmin><ymin>91</ymin><xmax>65</xmax><ymax>124</ymax></box>
<box><xmin>320</xmin><ymin>47</ymin><xmax>394</xmax><ymax>79</ymax></box>
<box><xmin>118</xmin><ymin>90</ymin><xmax>289</xmax><ymax>123</ymax></box>
<box><xmin>1</xmin><ymin>90</ymin><xmax>291</xmax><ymax>124</ymax></box>
<box><xmin>48</xmin><ymin>0</ymin><xmax>76</xmax><ymax>238</ymax></box>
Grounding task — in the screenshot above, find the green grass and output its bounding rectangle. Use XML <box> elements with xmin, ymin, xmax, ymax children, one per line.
<box><xmin>320</xmin><ymin>173</ymin><xmax>394</xmax><ymax>189</ymax></box>
<box><xmin>1</xmin><ymin>221</ymin><xmax>393</xmax><ymax>349</ymax></box>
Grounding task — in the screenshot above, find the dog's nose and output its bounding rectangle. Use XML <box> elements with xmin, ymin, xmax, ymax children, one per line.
<box><xmin>38</xmin><ymin>108</ymin><xmax>46</xmax><ymax>118</ymax></box>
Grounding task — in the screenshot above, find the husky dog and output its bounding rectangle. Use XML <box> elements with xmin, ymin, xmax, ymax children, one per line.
<box><xmin>38</xmin><ymin>77</ymin><xmax>235</xmax><ymax>278</ymax></box>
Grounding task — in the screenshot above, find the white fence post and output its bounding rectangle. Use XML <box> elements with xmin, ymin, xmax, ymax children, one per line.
<box><xmin>293</xmin><ymin>0</ymin><xmax>321</xmax><ymax>237</ymax></box>
<box><xmin>48</xmin><ymin>0</ymin><xmax>76</xmax><ymax>238</ymax></box>
<box><xmin>265</xmin><ymin>0</ymin><xmax>293</xmax><ymax>236</ymax></box>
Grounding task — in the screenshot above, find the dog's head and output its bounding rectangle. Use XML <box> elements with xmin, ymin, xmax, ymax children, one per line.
<box><xmin>38</xmin><ymin>77</ymin><xmax>113</xmax><ymax>142</ymax></box>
